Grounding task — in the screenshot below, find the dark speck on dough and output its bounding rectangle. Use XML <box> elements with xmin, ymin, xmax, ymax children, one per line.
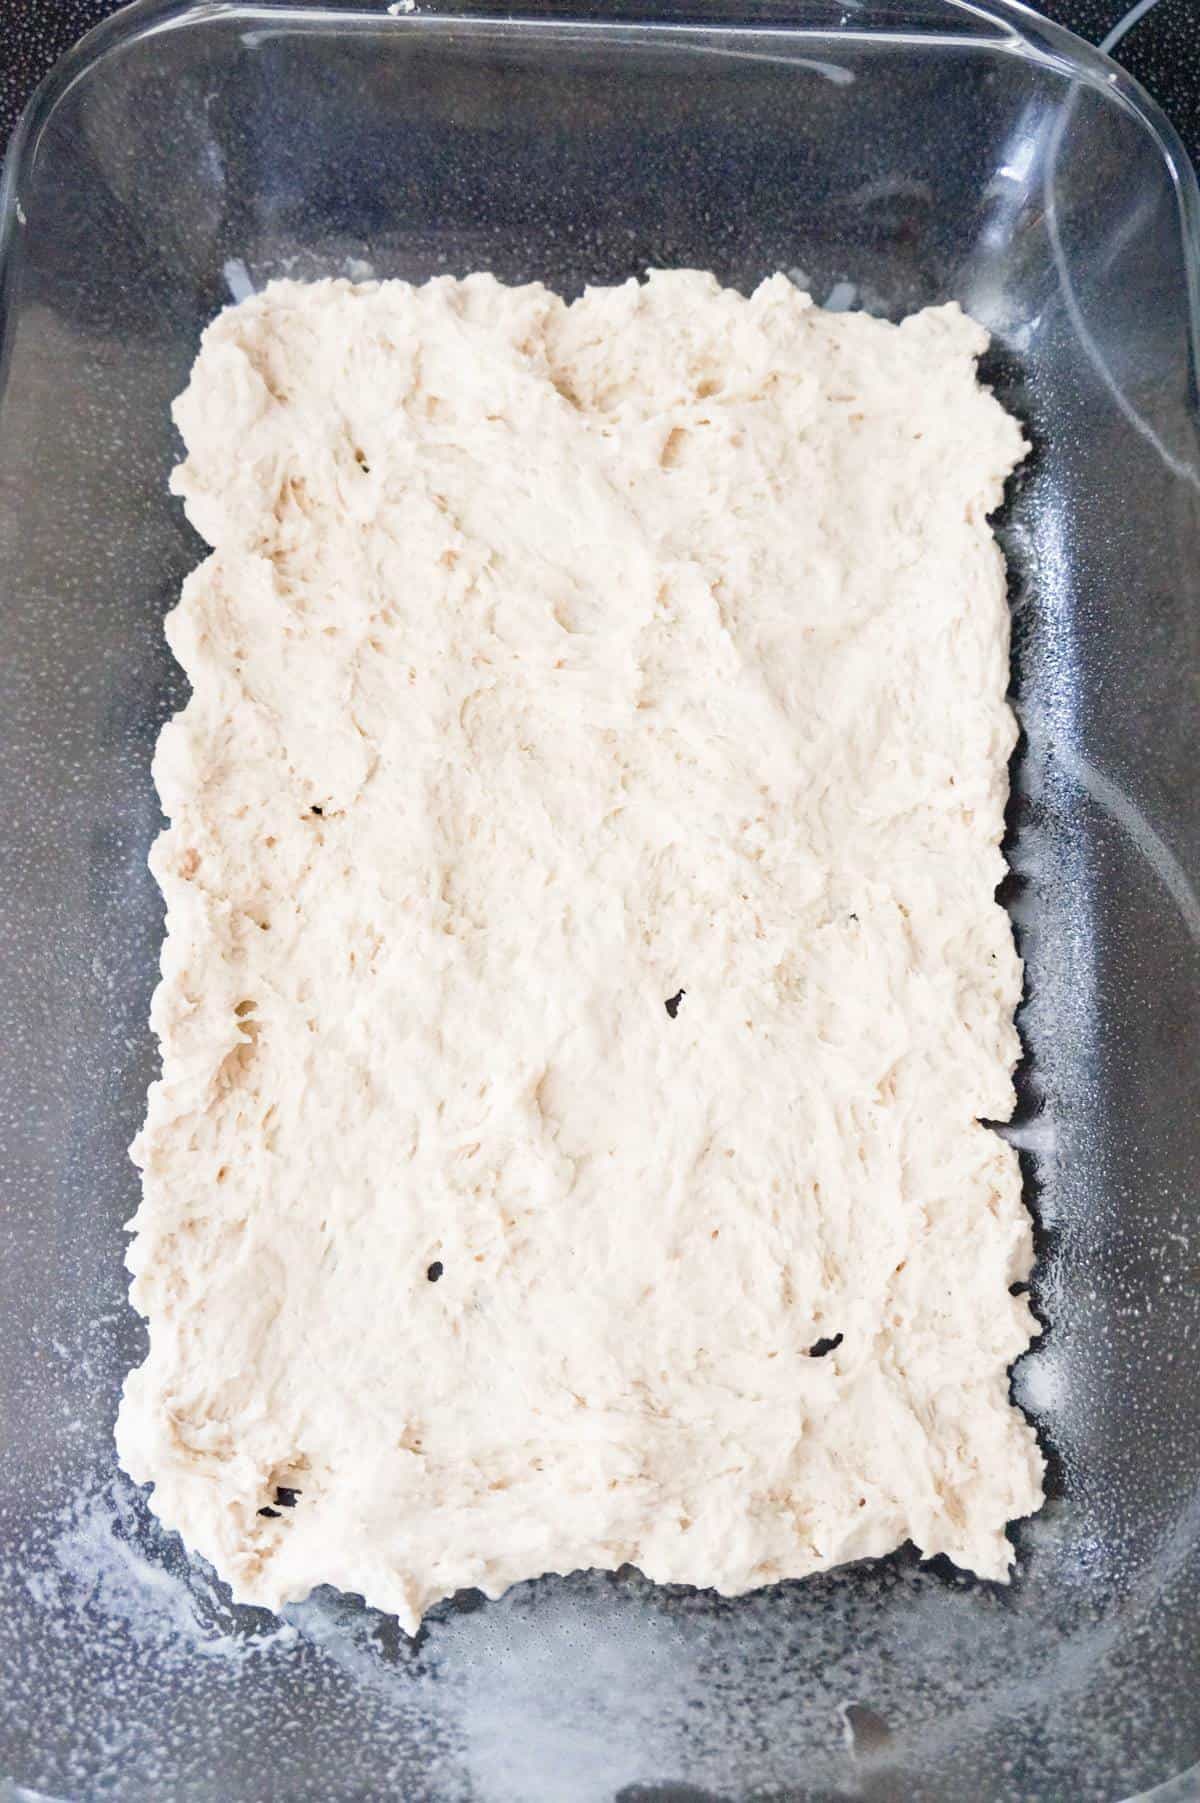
<box><xmin>665</xmin><ymin>989</ymin><xmax>685</xmax><ymax>1019</ymax></box>
<box><xmin>258</xmin><ymin>1486</ymin><xmax>300</xmax><ymax>1517</ymax></box>
<box><xmin>427</xmin><ymin>1261</ymin><xmax>444</xmax><ymax>1283</ymax></box>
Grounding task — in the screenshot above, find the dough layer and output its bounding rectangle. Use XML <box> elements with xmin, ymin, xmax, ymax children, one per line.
<box><xmin>117</xmin><ymin>272</ymin><xmax>1043</xmax><ymax>1631</ymax></box>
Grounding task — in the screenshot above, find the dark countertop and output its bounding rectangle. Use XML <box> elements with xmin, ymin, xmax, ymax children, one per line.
<box><xmin>2</xmin><ymin>0</ymin><xmax>1199</xmax><ymax>170</ymax></box>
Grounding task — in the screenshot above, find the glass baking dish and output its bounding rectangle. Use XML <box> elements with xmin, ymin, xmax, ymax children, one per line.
<box><xmin>1</xmin><ymin>0</ymin><xmax>1198</xmax><ymax>1797</ymax></box>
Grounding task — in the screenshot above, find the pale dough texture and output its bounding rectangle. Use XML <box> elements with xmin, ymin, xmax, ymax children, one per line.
<box><xmin>117</xmin><ymin>271</ymin><xmax>1044</xmax><ymax>1632</ymax></box>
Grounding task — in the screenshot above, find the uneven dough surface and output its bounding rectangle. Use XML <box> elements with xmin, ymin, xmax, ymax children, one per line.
<box><xmin>117</xmin><ymin>271</ymin><xmax>1044</xmax><ymax>1632</ymax></box>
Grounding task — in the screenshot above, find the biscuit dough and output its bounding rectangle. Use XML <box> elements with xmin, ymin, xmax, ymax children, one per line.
<box><xmin>117</xmin><ymin>272</ymin><xmax>1044</xmax><ymax>1631</ymax></box>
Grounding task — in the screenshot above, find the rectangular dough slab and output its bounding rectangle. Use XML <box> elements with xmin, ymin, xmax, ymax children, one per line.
<box><xmin>117</xmin><ymin>271</ymin><xmax>1044</xmax><ymax>1632</ymax></box>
